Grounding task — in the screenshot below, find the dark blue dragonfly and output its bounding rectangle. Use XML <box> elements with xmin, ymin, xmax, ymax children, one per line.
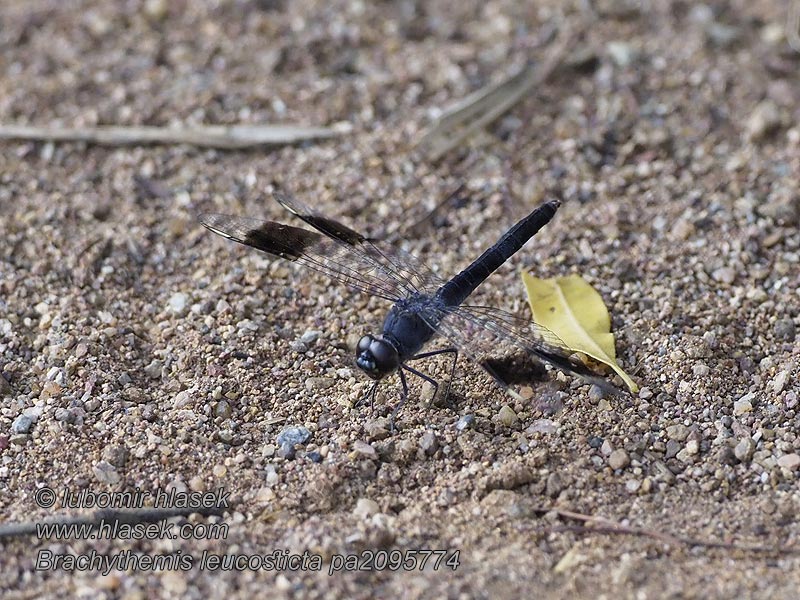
<box><xmin>200</xmin><ymin>189</ymin><xmax>616</xmax><ymax>426</ymax></box>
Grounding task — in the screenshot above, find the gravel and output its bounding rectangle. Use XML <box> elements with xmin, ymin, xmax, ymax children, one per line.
<box><xmin>2</xmin><ymin>1</ymin><xmax>799</xmax><ymax>598</ymax></box>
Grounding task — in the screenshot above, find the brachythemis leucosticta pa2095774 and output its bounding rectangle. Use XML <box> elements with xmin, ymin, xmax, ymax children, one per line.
<box><xmin>200</xmin><ymin>190</ymin><xmax>617</xmax><ymax>427</ymax></box>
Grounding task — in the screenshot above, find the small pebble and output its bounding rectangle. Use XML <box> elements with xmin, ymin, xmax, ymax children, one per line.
<box><xmin>168</xmin><ymin>292</ymin><xmax>189</xmax><ymax>316</ymax></box>
<box><xmin>276</xmin><ymin>443</ymin><xmax>295</xmax><ymax>460</ymax></box>
<box><xmin>772</xmin><ymin>370</ymin><xmax>790</xmax><ymax>394</ymax></box>
<box><xmin>215</xmin><ymin>400</ymin><xmax>232</xmax><ymax>419</ymax></box>
<box><xmin>527</xmin><ymin>419</ymin><xmax>557</xmax><ymax>435</ymax></box>
<box><xmin>666</xmin><ymin>424</ymin><xmax>690</xmax><ymax>441</ymax></box>
<box><xmin>456</xmin><ymin>414</ymin><xmax>475</xmax><ymax>431</ymax></box>
<box><xmin>625</xmin><ymin>479</ymin><xmax>641</xmax><ymax>494</ymax></box>
<box><xmin>608</xmin><ymin>449</ymin><xmax>630</xmax><ymax>470</ymax></box>
<box><xmin>746</xmin><ymin>100</ymin><xmax>782</xmax><ymax>141</ymax></box>
<box><xmin>353</xmin><ymin>498</ymin><xmax>380</xmax><ymax>519</ymax></box>
<box><xmin>705</xmin><ymin>22</ymin><xmax>740</xmax><ymax>47</ymax></box>
<box><xmin>600</xmin><ymin>439</ymin><xmax>614</xmax><ymax>456</ymax></box>
<box><xmin>93</xmin><ymin>461</ymin><xmax>121</xmax><ymax>484</ymax></box>
<box><xmin>665</xmin><ymin>440</ymin><xmax>681</xmax><ymax>459</ymax></box>
<box><xmin>773</xmin><ymin>319</ymin><xmax>796</xmax><ymax>342</ymax></box>
<box><xmin>299</xmin><ymin>330</ymin><xmax>321</xmax><ymax>345</ymax></box>
<box><xmin>0</xmin><ymin>374</ymin><xmax>12</xmax><ymax>397</ymax></box>
<box><xmin>675</xmin><ymin>447</ymin><xmax>695</xmax><ymax>464</ymax></box>
<box><xmin>364</xmin><ymin>419</ymin><xmax>390</xmax><ymax>440</ymax></box>
<box><xmin>711</xmin><ymin>267</ymin><xmax>735</xmax><ymax>284</ymax></box>
<box><xmin>777</xmin><ymin>454</ymin><xmax>800</xmax><ymax>470</ymax></box>
<box><xmin>606</xmin><ymin>41</ymin><xmax>636</xmax><ymax>67</ymax></box>
<box><xmin>11</xmin><ymin>415</ymin><xmax>33</xmax><ymax>434</ymax></box>
<box><xmin>307</xmin><ymin>451</ymin><xmax>323</xmax><ymax>463</ymax></box>
<box><xmin>589</xmin><ymin>385</ymin><xmax>607</xmax><ymax>401</ymax></box>
<box><xmin>684</xmin><ymin>439</ymin><xmax>700</xmax><ymax>455</ymax></box>
<box><xmin>546</xmin><ymin>472</ymin><xmax>564</xmax><ymax>497</ymax></box>
<box><xmin>305</xmin><ymin>377</ymin><xmax>334</xmax><ymax>391</ymax></box>
<box><xmin>717</xmin><ymin>446</ymin><xmax>738</xmax><ymax>466</ymax></box>
<box><xmin>734</xmin><ymin>438</ymin><xmax>755</xmax><ymax>462</ymax></box>
<box><xmin>102</xmin><ymin>445</ymin><xmax>129</xmax><ymax>468</ymax></box>
<box><xmin>276</xmin><ymin>426</ymin><xmax>311</xmax><ymax>447</ymax></box>
<box><xmin>144</xmin><ymin>360</ymin><xmax>163</xmax><ymax>379</ymax></box>
<box><xmin>494</xmin><ymin>405</ymin><xmax>519</xmax><ymax>427</ymax></box>
<box><xmin>419</xmin><ymin>431</ymin><xmax>439</xmax><ymax>456</ymax></box>
<box><xmin>236</xmin><ymin>319</ymin><xmax>259</xmax><ymax>332</ymax></box>
<box><xmin>733</xmin><ymin>395</ymin><xmax>754</xmax><ymax>416</ymax></box>
<box><xmin>351</xmin><ymin>440</ymin><xmax>378</xmax><ymax>460</ymax></box>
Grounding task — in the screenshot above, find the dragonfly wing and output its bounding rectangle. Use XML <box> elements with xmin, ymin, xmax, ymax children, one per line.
<box><xmin>200</xmin><ymin>213</ymin><xmax>407</xmax><ymax>301</ymax></box>
<box><xmin>433</xmin><ymin>304</ymin><xmax>621</xmax><ymax>394</ymax></box>
<box><xmin>273</xmin><ymin>190</ymin><xmax>446</xmax><ymax>293</ymax></box>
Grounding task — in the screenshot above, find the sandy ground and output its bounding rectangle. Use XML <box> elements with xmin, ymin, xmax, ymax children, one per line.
<box><xmin>1</xmin><ymin>0</ymin><xmax>799</xmax><ymax>598</ymax></box>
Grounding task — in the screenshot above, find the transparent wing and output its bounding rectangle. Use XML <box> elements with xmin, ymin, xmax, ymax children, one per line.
<box><xmin>432</xmin><ymin>303</ymin><xmax>620</xmax><ymax>394</ymax></box>
<box><xmin>273</xmin><ymin>190</ymin><xmax>446</xmax><ymax>294</ymax></box>
<box><xmin>200</xmin><ymin>213</ymin><xmax>409</xmax><ymax>301</ymax></box>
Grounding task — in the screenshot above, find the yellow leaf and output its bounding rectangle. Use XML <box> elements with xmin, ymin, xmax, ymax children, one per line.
<box><xmin>521</xmin><ymin>272</ymin><xmax>638</xmax><ymax>393</ymax></box>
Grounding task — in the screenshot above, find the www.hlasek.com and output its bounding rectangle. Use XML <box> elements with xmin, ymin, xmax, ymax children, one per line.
<box><xmin>36</xmin><ymin>549</ymin><xmax>461</xmax><ymax>576</ymax></box>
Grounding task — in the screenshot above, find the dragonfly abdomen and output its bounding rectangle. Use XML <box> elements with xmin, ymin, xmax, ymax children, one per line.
<box><xmin>435</xmin><ymin>199</ymin><xmax>561</xmax><ymax>307</ymax></box>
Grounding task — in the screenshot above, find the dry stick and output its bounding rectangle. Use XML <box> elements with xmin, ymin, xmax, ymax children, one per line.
<box><xmin>0</xmin><ymin>505</ymin><xmax>228</xmax><ymax>540</ymax></box>
<box><xmin>533</xmin><ymin>507</ymin><xmax>799</xmax><ymax>554</ymax></box>
<box><xmin>417</xmin><ymin>29</ymin><xmax>577</xmax><ymax>162</ymax></box>
<box><xmin>0</xmin><ymin>123</ymin><xmax>348</xmax><ymax>150</ymax></box>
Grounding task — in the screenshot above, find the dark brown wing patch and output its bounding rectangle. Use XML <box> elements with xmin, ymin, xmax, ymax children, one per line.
<box><xmin>272</xmin><ymin>190</ymin><xmax>365</xmax><ymax>246</ymax></box>
<box><xmin>199</xmin><ymin>214</ymin><xmax>321</xmax><ymax>260</ymax></box>
<box><xmin>243</xmin><ymin>222</ymin><xmax>320</xmax><ymax>259</ymax></box>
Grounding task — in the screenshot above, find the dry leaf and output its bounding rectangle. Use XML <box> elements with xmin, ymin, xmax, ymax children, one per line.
<box><xmin>522</xmin><ymin>272</ymin><xmax>638</xmax><ymax>393</ymax></box>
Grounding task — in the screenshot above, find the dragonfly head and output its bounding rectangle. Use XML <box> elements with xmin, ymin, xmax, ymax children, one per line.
<box><xmin>355</xmin><ymin>335</ymin><xmax>400</xmax><ymax>380</ymax></box>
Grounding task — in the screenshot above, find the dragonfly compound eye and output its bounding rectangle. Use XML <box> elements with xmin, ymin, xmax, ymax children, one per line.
<box><xmin>355</xmin><ymin>336</ymin><xmax>399</xmax><ymax>379</ymax></box>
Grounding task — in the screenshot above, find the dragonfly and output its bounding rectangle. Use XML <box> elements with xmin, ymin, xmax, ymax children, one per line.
<box><xmin>199</xmin><ymin>189</ymin><xmax>617</xmax><ymax>427</ymax></box>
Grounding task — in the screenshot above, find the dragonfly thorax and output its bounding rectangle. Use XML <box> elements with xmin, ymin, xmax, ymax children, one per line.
<box><xmin>356</xmin><ymin>334</ymin><xmax>400</xmax><ymax>380</ymax></box>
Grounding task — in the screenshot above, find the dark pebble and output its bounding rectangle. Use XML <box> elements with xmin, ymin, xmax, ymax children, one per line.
<box><xmin>588</xmin><ymin>436</ymin><xmax>604</xmax><ymax>449</ymax></box>
<box><xmin>306</xmin><ymin>451</ymin><xmax>323</xmax><ymax>463</ymax></box>
<box><xmin>716</xmin><ymin>446</ymin><xmax>738</xmax><ymax>466</ymax></box>
<box><xmin>739</xmin><ymin>357</ymin><xmax>756</xmax><ymax>374</ymax></box>
<box><xmin>277</xmin><ymin>442</ymin><xmax>296</xmax><ymax>460</ymax></box>
<box><xmin>665</xmin><ymin>439</ymin><xmax>682</xmax><ymax>459</ymax></box>
<box><xmin>774</xmin><ymin>319</ymin><xmax>796</xmax><ymax>342</ymax></box>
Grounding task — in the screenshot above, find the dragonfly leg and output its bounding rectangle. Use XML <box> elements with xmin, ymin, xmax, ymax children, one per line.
<box><xmin>409</xmin><ymin>348</ymin><xmax>458</xmax><ymax>407</ymax></box>
<box><xmin>390</xmin><ymin>368</ymin><xmax>412</xmax><ymax>433</ymax></box>
<box><xmin>356</xmin><ymin>380</ymin><xmax>380</xmax><ymax>413</ymax></box>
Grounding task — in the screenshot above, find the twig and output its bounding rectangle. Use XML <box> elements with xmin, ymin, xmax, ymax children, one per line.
<box><xmin>0</xmin><ymin>505</ymin><xmax>228</xmax><ymax>540</ymax></box>
<box><xmin>417</xmin><ymin>29</ymin><xmax>577</xmax><ymax>161</ymax></box>
<box><xmin>532</xmin><ymin>506</ymin><xmax>799</xmax><ymax>554</ymax></box>
<box><xmin>0</xmin><ymin>123</ymin><xmax>349</xmax><ymax>150</ymax></box>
